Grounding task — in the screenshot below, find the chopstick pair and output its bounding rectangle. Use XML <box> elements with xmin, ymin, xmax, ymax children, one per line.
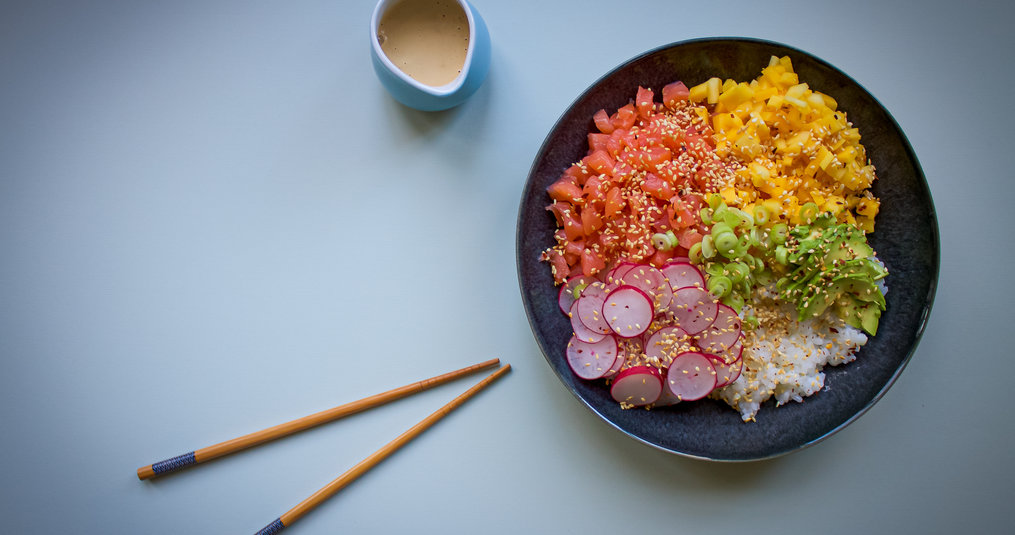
<box><xmin>137</xmin><ymin>358</ymin><xmax>510</xmax><ymax>534</ymax></box>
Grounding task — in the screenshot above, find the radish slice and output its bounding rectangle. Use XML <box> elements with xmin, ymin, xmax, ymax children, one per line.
<box><xmin>665</xmin><ymin>352</ymin><xmax>717</xmax><ymax>401</ymax></box>
<box><xmin>605</xmin><ymin>262</ymin><xmax>637</xmax><ymax>285</ymax></box>
<box><xmin>653</xmin><ymin>382</ymin><xmax>682</xmax><ymax>406</ymax></box>
<box><xmin>579</xmin><ymin>280</ymin><xmax>610</xmax><ymax>300</ymax></box>
<box><xmin>558</xmin><ymin>275</ymin><xmax>596</xmax><ymax>314</ymax></box>
<box><xmin>570</xmin><ymin>301</ymin><xmax>607</xmax><ymax>343</ymax></box>
<box><xmin>696</xmin><ymin>304</ymin><xmax>743</xmax><ymax>356</ymax></box>
<box><xmin>610</xmin><ymin>366</ymin><xmax>662</xmax><ymax>406</ymax></box>
<box><xmin>644</xmin><ymin>325</ymin><xmax>691</xmax><ymax>363</ymax></box>
<box><xmin>576</xmin><ymin>294</ymin><xmax>612</xmax><ymax>335</ymax></box>
<box><xmin>602</xmin><ymin>286</ymin><xmax>654</xmax><ymax>338</ymax></box>
<box><xmin>668</xmin><ymin>286</ymin><xmax>719</xmax><ymax>334</ymax></box>
<box><xmin>708</xmin><ymin>352</ymin><xmax>743</xmax><ymax>388</ymax></box>
<box><xmin>711</xmin><ymin>338</ymin><xmax>743</xmax><ymax>366</ymax></box>
<box><xmin>619</xmin><ymin>265</ymin><xmax>672</xmax><ymax>310</ymax></box>
<box><xmin>566</xmin><ymin>335</ymin><xmax>619</xmax><ymax>380</ymax></box>
<box><xmin>661</xmin><ymin>261</ymin><xmax>706</xmax><ymax>290</ymax></box>
<box><xmin>602</xmin><ymin>350</ymin><xmax>627</xmax><ymax>379</ymax></box>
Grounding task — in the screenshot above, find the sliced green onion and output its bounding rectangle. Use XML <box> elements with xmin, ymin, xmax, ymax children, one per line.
<box><xmin>707</xmin><ymin>193</ymin><xmax>724</xmax><ymax>210</ymax></box>
<box><xmin>770</xmin><ymin>223</ymin><xmax>789</xmax><ymax>245</ymax></box>
<box><xmin>775</xmin><ymin>244</ymin><xmax>789</xmax><ymax>265</ymax></box>
<box><xmin>705</xmin><ymin>262</ymin><xmax>726</xmax><ymax>277</ymax></box>
<box><xmin>722</xmin><ymin>292</ymin><xmax>745</xmax><ymax>313</ymax></box>
<box><xmin>665</xmin><ymin>230</ymin><xmax>678</xmax><ymax>248</ymax></box>
<box><xmin>701</xmin><ymin>234</ymin><xmax>716</xmax><ymax>258</ymax></box>
<box><xmin>753</xmin><ymin>204</ymin><xmax>771</xmax><ymax>225</ymax></box>
<box><xmin>712</xmin><ymin>204</ymin><xmax>728</xmax><ymax>224</ymax></box>
<box><xmin>688</xmin><ymin>242</ymin><xmax>703</xmax><ymax>263</ymax></box>
<box><xmin>707</xmin><ymin>275</ymin><xmax>733</xmax><ymax>297</ymax></box>
<box><xmin>755</xmin><ymin>268</ymin><xmax>775</xmax><ymax>286</ymax></box>
<box><xmin>727</xmin><ymin>207</ymin><xmax>754</xmax><ymax>229</ymax></box>
<box><xmin>652</xmin><ymin>232</ymin><xmax>672</xmax><ymax>251</ymax></box>
<box><xmin>730</xmin><ymin>243</ymin><xmax>749</xmax><ymax>259</ymax></box>
<box><xmin>699</xmin><ymin>207</ymin><xmax>712</xmax><ymax>225</ymax></box>
<box><xmin>744</xmin><ymin>314</ymin><xmax>760</xmax><ymax>329</ymax></box>
<box><xmin>572</xmin><ymin>282</ymin><xmax>588</xmax><ymax>299</ymax></box>
<box><xmin>714</xmin><ymin>231</ymin><xmax>738</xmax><ymax>255</ymax></box>
<box><xmin>711</xmin><ymin>221</ymin><xmax>734</xmax><ymax>238</ymax></box>
<box><xmin>726</xmin><ymin>262</ymin><xmax>749</xmax><ymax>283</ymax></box>
<box><xmin>799</xmin><ymin>202</ymin><xmax>820</xmax><ymax>224</ymax></box>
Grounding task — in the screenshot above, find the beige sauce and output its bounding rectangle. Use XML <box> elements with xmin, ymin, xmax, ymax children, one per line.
<box><xmin>377</xmin><ymin>0</ymin><xmax>470</xmax><ymax>87</ymax></box>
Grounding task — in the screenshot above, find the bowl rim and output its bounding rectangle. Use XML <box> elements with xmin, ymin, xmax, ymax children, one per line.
<box><xmin>516</xmin><ymin>36</ymin><xmax>940</xmax><ymax>461</ymax></box>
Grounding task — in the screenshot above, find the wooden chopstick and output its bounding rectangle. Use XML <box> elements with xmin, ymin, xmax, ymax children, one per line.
<box><xmin>137</xmin><ymin>358</ymin><xmax>500</xmax><ymax>480</ymax></box>
<box><xmin>252</xmin><ymin>364</ymin><xmax>510</xmax><ymax>535</ymax></box>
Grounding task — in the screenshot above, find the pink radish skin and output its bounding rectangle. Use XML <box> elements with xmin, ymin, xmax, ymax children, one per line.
<box><xmin>668</xmin><ymin>286</ymin><xmax>719</xmax><ymax>334</ymax></box>
<box><xmin>576</xmin><ymin>294</ymin><xmax>612</xmax><ymax>335</ymax></box>
<box><xmin>602</xmin><ymin>351</ymin><xmax>627</xmax><ymax>379</ymax></box>
<box><xmin>602</xmin><ymin>285</ymin><xmax>654</xmax><ymax>338</ymax></box>
<box><xmin>566</xmin><ymin>335</ymin><xmax>619</xmax><ymax>380</ymax></box>
<box><xmin>559</xmin><ymin>275</ymin><xmax>596</xmax><ymax>314</ymax></box>
<box><xmin>644</xmin><ymin>325</ymin><xmax>690</xmax><ymax>363</ymax></box>
<box><xmin>619</xmin><ymin>265</ymin><xmax>672</xmax><ymax>310</ymax></box>
<box><xmin>712</xmin><ymin>338</ymin><xmax>744</xmax><ymax>366</ymax></box>
<box><xmin>707</xmin><ymin>353</ymin><xmax>743</xmax><ymax>388</ymax></box>
<box><xmin>696</xmin><ymin>304</ymin><xmax>743</xmax><ymax>355</ymax></box>
<box><xmin>610</xmin><ymin>366</ymin><xmax>663</xmax><ymax>406</ymax></box>
<box><xmin>653</xmin><ymin>380</ymin><xmax>682</xmax><ymax>406</ymax></box>
<box><xmin>570</xmin><ymin>301</ymin><xmax>607</xmax><ymax>343</ymax></box>
<box><xmin>605</xmin><ymin>262</ymin><xmax>637</xmax><ymax>285</ymax></box>
<box><xmin>665</xmin><ymin>352</ymin><xmax>717</xmax><ymax>401</ymax></box>
<box><xmin>661</xmin><ymin>261</ymin><xmax>706</xmax><ymax>290</ymax></box>
<box><xmin>581</xmin><ymin>280</ymin><xmax>612</xmax><ymax>299</ymax></box>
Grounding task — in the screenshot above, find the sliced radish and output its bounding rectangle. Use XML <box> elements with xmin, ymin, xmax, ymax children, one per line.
<box><xmin>668</xmin><ymin>286</ymin><xmax>719</xmax><ymax>334</ymax></box>
<box><xmin>696</xmin><ymin>304</ymin><xmax>743</xmax><ymax>356</ymax></box>
<box><xmin>665</xmin><ymin>352</ymin><xmax>717</xmax><ymax>401</ymax></box>
<box><xmin>558</xmin><ymin>275</ymin><xmax>596</xmax><ymax>314</ymax></box>
<box><xmin>602</xmin><ymin>350</ymin><xmax>627</xmax><ymax>379</ymax></box>
<box><xmin>565</xmin><ymin>335</ymin><xmax>619</xmax><ymax>380</ymax></box>
<box><xmin>653</xmin><ymin>382</ymin><xmax>682</xmax><ymax>406</ymax></box>
<box><xmin>644</xmin><ymin>325</ymin><xmax>691</xmax><ymax>363</ymax></box>
<box><xmin>711</xmin><ymin>338</ymin><xmax>743</xmax><ymax>366</ymax></box>
<box><xmin>570</xmin><ymin>301</ymin><xmax>607</xmax><ymax>343</ymax></box>
<box><xmin>619</xmin><ymin>265</ymin><xmax>672</xmax><ymax>310</ymax></box>
<box><xmin>605</xmin><ymin>262</ymin><xmax>637</xmax><ymax>285</ymax></box>
<box><xmin>610</xmin><ymin>366</ymin><xmax>662</xmax><ymax>406</ymax></box>
<box><xmin>579</xmin><ymin>280</ymin><xmax>610</xmax><ymax>300</ymax></box>
<box><xmin>576</xmin><ymin>294</ymin><xmax>612</xmax><ymax>335</ymax></box>
<box><xmin>707</xmin><ymin>352</ymin><xmax>743</xmax><ymax>388</ymax></box>
<box><xmin>661</xmin><ymin>261</ymin><xmax>705</xmax><ymax>290</ymax></box>
<box><xmin>602</xmin><ymin>285</ymin><xmax>654</xmax><ymax>338</ymax></box>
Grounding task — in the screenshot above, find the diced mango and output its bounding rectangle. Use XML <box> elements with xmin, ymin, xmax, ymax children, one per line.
<box><xmin>703</xmin><ymin>55</ymin><xmax>880</xmax><ymax>230</ymax></box>
<box><xmin>706</xmin><ymin>77</ymin><xmax>721</xmax><ymax>104</ymax></box>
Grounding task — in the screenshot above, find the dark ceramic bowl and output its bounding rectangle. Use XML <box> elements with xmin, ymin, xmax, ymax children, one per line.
<box><xmin>516</xmin><ymin>38</ymin><xmax>939</xmax><ymax>461</ymax></box>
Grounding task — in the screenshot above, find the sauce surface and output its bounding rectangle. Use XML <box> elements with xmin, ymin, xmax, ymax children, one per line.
<box><xmin>378</xmin><ymin>0</ymin><xmax>470</xmax><ymax>87</ymax></box>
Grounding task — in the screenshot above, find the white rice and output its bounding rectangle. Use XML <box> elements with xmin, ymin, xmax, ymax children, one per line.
<box><xmin>714</xmin><ymin>287</ymin><xmax>869</xmax><ymax>421</ymax></box>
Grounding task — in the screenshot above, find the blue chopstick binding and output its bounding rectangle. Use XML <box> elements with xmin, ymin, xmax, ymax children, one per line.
<box><xmin>254</xmin><ymin>517</ymin><xmax>285</xmax><ymax>535</ymax></box>
<box><xmin>151</xmin><ymin>451</ymin><xmax>197</xmax><ymax>475</ymax></box>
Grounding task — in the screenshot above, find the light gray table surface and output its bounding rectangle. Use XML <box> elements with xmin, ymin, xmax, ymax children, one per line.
<box><xmin>2</xmin><ymin>1</ymin><xmax>1012</xmax><ymax>533</ymax></box>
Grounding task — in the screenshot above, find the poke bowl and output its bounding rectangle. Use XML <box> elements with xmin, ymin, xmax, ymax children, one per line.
<box><xmin>516</xmin><ymin>38</ymin><xmax>938</xmax><ymax>461</ymax></box>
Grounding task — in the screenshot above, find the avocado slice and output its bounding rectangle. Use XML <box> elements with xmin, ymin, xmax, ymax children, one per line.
<box><xmin>777</xmin><ymin>215</ymin><xmax>887</xmax><ymax>334</ymax></box>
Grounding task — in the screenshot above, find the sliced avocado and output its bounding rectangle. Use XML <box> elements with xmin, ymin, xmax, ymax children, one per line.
<box><xmin>776</xmin><ymin>216</ymin><xmax>887</xmax><ymax>335</ymax></box>
<box><xmin>859</xmin><ymin>302</ymin><xmax>881</xmax><ymax>335</ymax></box>
<box><xmin>836</xmin><ymin>298</ymin><xmax>865</xmax><ymax>330</ymax></box>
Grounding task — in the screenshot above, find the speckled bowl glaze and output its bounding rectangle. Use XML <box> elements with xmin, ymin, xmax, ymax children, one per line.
<box><xmin>516</xmin><ymin>38</ymin><xmax>939</xmax><ymax>461</ymax></box>
<box><xmin>370</xmin><ymin>0</ymin><xmax>491</xmax><ymax>111</ymax></box>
